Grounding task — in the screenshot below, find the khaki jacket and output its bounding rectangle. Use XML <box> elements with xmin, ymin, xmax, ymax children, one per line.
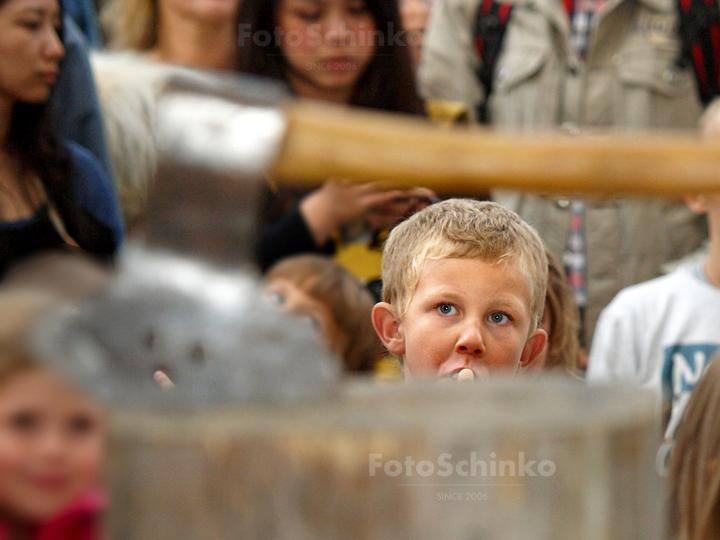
<box><xmin>420</xmin><ymin>0</ymin><xmax>702</xmax><ymax>127</ymax></box>
<box><xmin>419</xmin><ymin>0</ymin><xmax>707</xmax><ymax>343</ymax></box>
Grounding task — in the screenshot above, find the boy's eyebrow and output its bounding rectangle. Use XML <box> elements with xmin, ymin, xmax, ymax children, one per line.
<box><xmin>421</xmin><ymin>288</ymin><xmax>464</xmax><ymax>301</ymax></box>
<box><xmin>491</xmin><ymin>298</ymin><xmax>526</xmax><ymax>311</ymax></box>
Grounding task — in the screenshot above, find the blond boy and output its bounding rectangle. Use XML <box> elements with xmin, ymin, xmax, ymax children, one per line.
<box><xmin>372</xmin><ymin>199</ymin><xmax>548</xmax><ymax>381</ymax></box>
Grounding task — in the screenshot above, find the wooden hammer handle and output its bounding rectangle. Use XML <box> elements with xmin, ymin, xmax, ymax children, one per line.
<box><xmin>274</xmin><ymin>100</ymin><xmax>719</xmax><ymax>196</ymax></box>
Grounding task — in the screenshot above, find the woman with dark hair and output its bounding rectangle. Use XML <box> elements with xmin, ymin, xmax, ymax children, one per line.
<box><xmin>0</xmin><ymin>0</ymin><xmax>123</xmax><ymax>281</ymax></box>
<box><xmin>236</xmin><ymin>0</ymin><xmax>424</xmax><ymax>114</ymax></box>
<box><xmin>236</xmin><ymin>0</ymin><xmax>431</xmax><ymax>271</ymax></box>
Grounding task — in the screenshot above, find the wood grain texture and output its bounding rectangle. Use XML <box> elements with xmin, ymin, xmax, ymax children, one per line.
<box><xmin>108</xmin><ymin>379</ymin><xmax>662</xmax><ymax>540</ymax></box>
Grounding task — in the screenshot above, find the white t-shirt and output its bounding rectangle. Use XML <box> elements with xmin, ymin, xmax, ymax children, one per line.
<box><xmin>587</xmin><ymin>260</ymin><xmax>720</xmax><ymax>440</ymax></box>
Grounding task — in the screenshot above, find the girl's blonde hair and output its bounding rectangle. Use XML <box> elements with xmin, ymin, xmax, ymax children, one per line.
<box><xmin>542</xmin><ymin>249</ymin><xmax>581</xmax><ymax>373</ymax></box>
<box><xmin>668</xmin><ymin>355</ymin><xmax>720</xmax><ymax>540</ymax></box>
<box><xmin>101</xmin><ymin>0</ymin><xmax>158</xmax><ymax>50</ymax></box>
<box><xmin>265</xmin><ymin>255</ymin><xmax>383</xmax><ymax>373</ymax></box>
<box><xmin>0</xmin><ymin>343</ymin><xmax>38</xmax><ymax>389</ymax></box>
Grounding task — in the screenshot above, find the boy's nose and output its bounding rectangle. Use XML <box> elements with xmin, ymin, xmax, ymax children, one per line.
<box><xmin>455</xmin><ymin>323</ymin><xmax>485</xmax><ymax>356</ymax></box>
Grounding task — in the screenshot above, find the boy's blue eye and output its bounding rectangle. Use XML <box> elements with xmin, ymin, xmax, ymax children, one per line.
<box><xmin>488</xmin><ymin>312</ymin><xmax>509</xmax><ymax>324</ymax></box>
<box><xmin>436</xmin><ymin>304</ymin><xmax>458</xmax><ymax>316</ymax></box>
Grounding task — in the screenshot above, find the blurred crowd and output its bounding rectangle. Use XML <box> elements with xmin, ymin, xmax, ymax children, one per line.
<box><xmin>1</xmin><ymin>0</ymin><xmax>720</xmax><ymax>536</ymax></box>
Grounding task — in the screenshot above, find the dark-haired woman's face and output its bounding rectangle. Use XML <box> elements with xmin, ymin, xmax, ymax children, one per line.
<box><xmin>276</xmin><ymin>0</ymin><xmax>376</xmax><ymax>103</ymax></box>
<box><xmin>0</xmin><ymin>0</ymin><xmax>64</xmax><ymax>105</ymax></box>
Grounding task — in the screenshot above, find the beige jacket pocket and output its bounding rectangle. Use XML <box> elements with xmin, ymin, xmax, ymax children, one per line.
<box><xmin>617</xmin><ymin>47</ymin><xmax>693</xmax><ymax>96</ymax></box>
<box><xmin>614</xmin><ymin>47</ymin><xmax>701</xmax><ymax>129</ymax></box>
<box><xmin>490</xmin><ymin>45</ymin><xmax>563</xmax><ymax>128</ymax></box>
<box><xmin>493</xmin><ymin>46</ymin><xmax>549</xmax><ymax>94</ymax></box>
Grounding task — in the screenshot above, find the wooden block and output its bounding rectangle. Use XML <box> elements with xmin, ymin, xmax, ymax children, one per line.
<box><xmin>107</xmin><ymin>378</ymin><xmax>661</xmax><ymax>540</ymax></box>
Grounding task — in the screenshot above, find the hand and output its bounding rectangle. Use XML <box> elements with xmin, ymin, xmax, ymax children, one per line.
<box><xmin>400</xmin><ymin>0</ymin><xmax>433</xmax><ymax>68</ymax></box>
<box><xmin>456</xmin><ymin>366</ymin><xmax>490</xmax><ymax>382</ymax></box>
<box><xmin>457</xmin><ymin>368</ymin><xmax>475</xmax><ymax>382</ymax></box>
<box><xmin>700</xmin><ymin>99</ymin><xmax>720</xmax><ymax>137</ymax></box>
<box><xmin>300</xmin><ymin>179</ymin><xmax>404</xmax><ymax>246</ymax></box>
<box><xmin>400</xmin><ymin>0</ymin><xmax>432</xmax><ymax>34</ymax></box>
<box><xmin>366</xmin><ymin>187</ymin><xmax>437</xmax><ymax>234</ymax></box>
<box><xmin>438</xmin><ymin>366</ymin><xmax>489</xmax><ymax>383</ymax></box>
<box><xmin>153</xmin><ymin>370</ymin><xmax>175</xmax><ymax>389</ymax></box>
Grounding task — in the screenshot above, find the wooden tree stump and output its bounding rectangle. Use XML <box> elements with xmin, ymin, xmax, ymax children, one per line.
<box><xmin>107</xmin><ymin>378</ymin><xmax>661</xmax><ymax>540</ymax></box>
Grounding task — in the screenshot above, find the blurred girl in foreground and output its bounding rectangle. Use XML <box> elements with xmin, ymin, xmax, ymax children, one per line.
<box><xmin>0</xmin><ymin>290</ymin><xmax>105</xmax><ymax>539</ymax></box>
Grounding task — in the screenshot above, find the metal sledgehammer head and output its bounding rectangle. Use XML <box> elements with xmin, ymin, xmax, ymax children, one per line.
<box><xmin>32</xmin><ymin>72</ymin><xmax>339</xmax><ymax>406</ymax></box>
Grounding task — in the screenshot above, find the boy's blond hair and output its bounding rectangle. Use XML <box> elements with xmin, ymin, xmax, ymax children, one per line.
<box><xmin>381</xmin><ymin>199</ymin><xmax>548</xmax><ymax>332</ymax></box>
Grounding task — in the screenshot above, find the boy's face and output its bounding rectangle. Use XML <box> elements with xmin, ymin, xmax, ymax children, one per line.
<box><xmin>0</xmin><ymin>369</ymin><xmax>104</xmax><ymax>521</ymax></box>
<box><xmin>373</xmin><ymin>258</ymin><xmax>546</xmax><ymax>381</ymax></box>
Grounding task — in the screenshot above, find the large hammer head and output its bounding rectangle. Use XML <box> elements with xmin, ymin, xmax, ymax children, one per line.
<box><xmin>33</xmin><ymin>72</ymin><xmax>339</xmax><ymax>406</ymax></box>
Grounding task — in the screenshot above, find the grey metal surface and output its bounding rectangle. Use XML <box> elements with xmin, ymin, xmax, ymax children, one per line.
<box><xmin>33</xmin><ymin>72</ymin><xmax>339</xmax><ymax>405</ymax></box>
<box><xmin>146</xmin><ymin>72</ymin><xmax>289</xmax><ymax>269</ymax></box>
<box><xmin>34</xmin><ymin>245</ymin><xmax>339</xmax><ymax>406</ymax></box>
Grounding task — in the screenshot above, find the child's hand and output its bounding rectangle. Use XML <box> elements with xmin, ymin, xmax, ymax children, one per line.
<box><xmin>439</xmin><ymin>366</ymin><xmax>490</xmax><ymax>383</ymax></box>
<box><xmin>400</xmin><ymin>0</ymin><xmax>433</xmax><ymax>68</ymax></box>
<box><xmin>153</xmin><ymin>370</ymin><xmax>175</xmax><ymax>389</ymax></box>
<box><xmin>400</xmin><ymin>0</ymin><xmax>433</xmax><ymax>35</ymax></box>
<box><xmin>699</xmin><ymin>99</ymin><xmax>720</xmax><ymax>138</ymax></box>
<box><xmin>366</xmin><ymin>187</ymin><xmax>438</xmax><ymax>234</ymax></box>
<box><xmin>457</xmin><ymin>368</ymin><xmax>475</xmax><ymax>382</ymax></box>
<box><xmin>457</xmin><ymin>367</ymin><xmax>490</xmax><ymax>382</ymax></box>
<box><xmin>300</xmin><ymin>179</ymin><xmax>403</xmax><ymax>245</ymax></box>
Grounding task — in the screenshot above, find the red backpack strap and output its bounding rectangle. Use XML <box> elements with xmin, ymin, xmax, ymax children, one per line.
<box><xmin>678</xmin><ymin>0</ymin><xmax>720</xmax><ymax>104</ymax></box>
<box><xmin>473</xmin><ymin>0</ymin><xmax>515</xmax><ymax>122</ymax></box>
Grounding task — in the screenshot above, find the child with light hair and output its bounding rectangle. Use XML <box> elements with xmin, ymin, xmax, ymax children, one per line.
<box><xmin>0</xmin><ymin>290</ymin><xmax>106</xmax><ymax>539</ymax></box>
<box><xmin>372</xmin><ymin>199</ymin><xmax>548</xmax><ymax>381</ymax></box>
<box><xmin>264</xmin><ymin>255</ymin><xmax>384</xmax><ymax>374</ymax></box>
<box><xmin>531</xmin><ymin>248</ymin><xmax>582</xmax><ymax>375</ymax></box>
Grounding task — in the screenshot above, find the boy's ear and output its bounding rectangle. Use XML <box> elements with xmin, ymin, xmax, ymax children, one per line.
<box><xmin>518</xmin><ymin>328</ymin><xmax>548</xmax><ymax>372</ymax></box>
<box><xmin>372</xmin><ymin>302</ymin><xmax>406</xmax><ymax>356</ymax></box>
<box><xmin>684</xmin><ymin>194</ymin><xmax>708</xmax><ymax>214</ymax></box>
